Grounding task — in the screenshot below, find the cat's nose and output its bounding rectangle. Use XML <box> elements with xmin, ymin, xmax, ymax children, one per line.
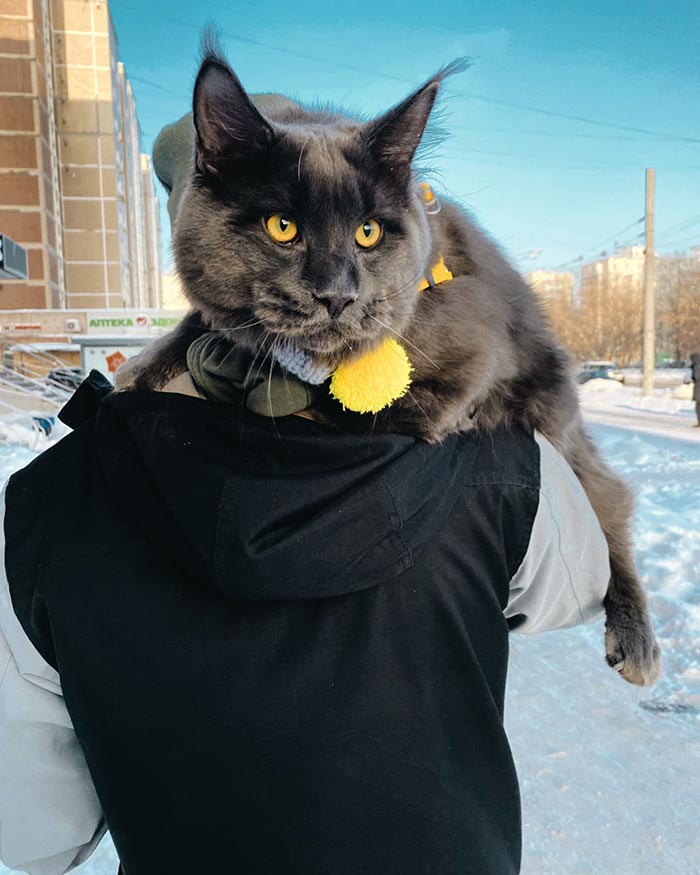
<box><xmin>315</xmin><ymin>291</ymin><xmax>357</xmax><ymax>319</ymax></box>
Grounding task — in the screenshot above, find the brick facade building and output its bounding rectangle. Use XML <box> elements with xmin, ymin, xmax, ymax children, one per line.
<box><xmin>0</xmin><ymin>0</ymin><xmax>161</xmax><ymax>310</ymax></box>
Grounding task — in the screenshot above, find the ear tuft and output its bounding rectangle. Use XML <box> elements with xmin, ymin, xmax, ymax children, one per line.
<box><xmin>200</xmin><ymin>23</ymin><xmax>227</xmax><ymax>67</ymax></box>
<box><xmin>193</xmin><ymin>28</ymin><xmax>274</xmax><ymax>175</ymax></box>
<box><xmin>365</xmin><ymin>58</ymin><xmax>470</xmax><ymax>169</ymax></box>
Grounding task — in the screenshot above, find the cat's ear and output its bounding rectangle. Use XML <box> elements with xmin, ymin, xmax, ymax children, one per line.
<box><xmin>193</xmin><ymin>51</ymin><xmax>274</xmax><ymax>175</ymax></box>
<box><xmin>365</xmin><ymin>60</ymin><xmax>468</xmax><ymax>169</ymax></box>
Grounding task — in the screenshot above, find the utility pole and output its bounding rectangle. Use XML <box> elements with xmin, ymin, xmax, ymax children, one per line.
<box><xmin>642</xmin><ymin>167</ymin><xmax>656</xmax><ymax>397</ymax></box>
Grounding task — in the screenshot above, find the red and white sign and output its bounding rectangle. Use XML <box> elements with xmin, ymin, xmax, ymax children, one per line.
<box><xmin>106</xmin><ymin>350</ymin><xmax>128</xmax><ymax>373</ymax></box>
<box><xmin>83</xmin><ymin>343</ymin><xmax>145</xmax><ymax>384</ymax></box>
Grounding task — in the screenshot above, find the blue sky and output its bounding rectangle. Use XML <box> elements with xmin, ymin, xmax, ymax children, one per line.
<box><xmin>110</xmin><ymin>0</ymin><xmax>700</xmax><ymax>273</ymax></box>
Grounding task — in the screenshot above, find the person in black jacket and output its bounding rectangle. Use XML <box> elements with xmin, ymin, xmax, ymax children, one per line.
<box><xmin>0</xmin><ymin>377</ymin><xmax>611</xmax><ymax>875</ymax></box>
<box><xmin>0</xmin><ymin>106</ymin><xmax>612</xmax><ymax>875</ymax></box>
<box><xmin>690</xmin><ymin>352</ymin><xmax>700</xmax><ymax>426</ymax></box>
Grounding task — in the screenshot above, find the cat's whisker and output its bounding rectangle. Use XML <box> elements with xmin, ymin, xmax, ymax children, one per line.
<box><xmin>366</xmin><ymin>270</ymin><xmax>424</xmax><ymax>305</ymax></box>
<box><xmin>235</xmin><ymin>330</ymin><xmax>269</xmax><ymax>417</ymax></box>
<box><xmin>407</xmin><ymin>389</ymin><xmax>432</xmax><ymax>429</ymax></box>
<box><xmin>226</xmin><ymin>319</ymin><xmax>266</xmax><ymax>332</ymax></box>
<box><xmin>267</xmin><ymin>337</ymin><xmax>287</xmax><ymax>447</ymax></box>
<box><xmin>245</xmin><ymin>331</ymin><xmax>271</xmax><ymax>387</ymax></box>
<box><xmin>297</xmin><ymin>137</ymin><xmax>311</xmax><ymax>183</ymax></box>
<box><xmin>369</xmin><ymin>413</ymin><xmax>378</xmax><ymax>447</ymax></box>
<box><xmin>280</xmin><ymin>341</ymin><xmax>293</xmax><ymax>398</ymax></box>
<box><xmin>180</xmin><ymin>315</ymin><xmax>265</xmax><ymax>333</ymax></box>
<box><xmin>367</xmin><ymin>315</ymin><xmax>441</xmax><ymax>370</ymax></box>
<box><xmin>373</xmin><ymin>268</ymin><xmax>426</xmax><ymax>304</ymax></box>
<box><xmin>253</xmin><ymin>339</ymin><xmax>275</xmax><ymax>387</ymax></box>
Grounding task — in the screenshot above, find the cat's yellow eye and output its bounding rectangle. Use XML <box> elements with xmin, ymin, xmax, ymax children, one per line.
<box><xmin>355</xmin><ymin>219</ymin><xmax>382</xmax><ymax>249</ymax></box>
<box><xmin>265</xmin><ymin>214</ymin><xmax>298</xmax><ymax>244</ymax></box>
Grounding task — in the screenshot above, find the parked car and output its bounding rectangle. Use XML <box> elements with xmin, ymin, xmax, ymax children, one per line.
<box><xmin>577</xmin><ymin>360</ymin><xmax>624</xmax><ymax>384</ymax></box>
<box><xmin>578</xmin><ymin>366</ymin><xmax>610</xmax><ymax>384</ymax></box>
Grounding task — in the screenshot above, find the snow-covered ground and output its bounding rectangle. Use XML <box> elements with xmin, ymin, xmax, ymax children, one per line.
<box><xmin>508</xmin><ymin>420</ymin><xmax>700</xmax><ymax>874</ymax></box>
<box><xmin>580</xmin><ymin>377</ymin><xmax>699</xmax><ymax>443</ymax></box>
<box><xmin>0</xmin><ymin>386</ymin><xmax>698</xmax><ymax>874</ymax></box>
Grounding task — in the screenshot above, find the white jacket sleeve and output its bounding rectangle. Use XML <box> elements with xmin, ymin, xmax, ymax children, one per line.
<box><xmin>505</xmin><ymin>432</ymin><xmax>611</xmax><ymax>634</ymax></box>
<box><xmin>0</xmin><ymin>487</ymin><xmax>107</xmax><ymax>875</ymax></box>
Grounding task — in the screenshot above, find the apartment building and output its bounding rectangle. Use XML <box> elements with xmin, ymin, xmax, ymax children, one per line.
<box><xmin>0</xmin><ymin>0</ymin><xmax>161</xmax><ymax>311</ymax></box>
<box><xmin>525</xmin><ymin>269</ymin><xmax>575</xmax><ymax>306</ymax></box>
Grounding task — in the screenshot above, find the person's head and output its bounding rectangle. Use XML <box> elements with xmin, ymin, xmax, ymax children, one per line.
<box><xmin>691</xmin><ymin>353</ymin><xmax>700</xmax><ymax>364</ymax></box>
<box><xmin>172</xmin><ymin>34</ymin><xmax>465</xmax><ymax>370</ymax></box>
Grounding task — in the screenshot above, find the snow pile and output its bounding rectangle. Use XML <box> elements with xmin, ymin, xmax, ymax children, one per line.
<box><xmin>580</xmin><ymin>382</ymin><xmax>698</xmax><ymax>447</ymax></box>
<box><xmin>579</xmin><ymin>377</ymin><xmax>622</xmax><ymax>394</ymax></box>
<box><xmin>622</xmin><ymin>390</ymin><xmax>694</xmax><ymax>417</ymax></box>
<box><xmin>0</xmin><ymin>421</ymin><xmax>698</xmax><ymax>874</ymax></box>
<box><xmin>581</xmin><ymin>379</ymin><xmax>695</xmax><ymax>417</ymax></box>
<box><xmin>621</xmin><ymin>368</ymin><xmax>689</xmax><ymax>388</ymax></box>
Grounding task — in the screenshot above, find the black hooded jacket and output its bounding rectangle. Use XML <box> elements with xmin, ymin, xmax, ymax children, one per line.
<box><xmin>0</xmin><ymin>383</ymin><xmax>610</xmax><ymax>875</ymax></box>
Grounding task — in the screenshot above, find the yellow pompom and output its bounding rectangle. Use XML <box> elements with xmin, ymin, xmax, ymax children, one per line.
<box><xmin>329</xmin><ymin>338</ymin><xmax>413</xmax><ymax>414</ymax></box>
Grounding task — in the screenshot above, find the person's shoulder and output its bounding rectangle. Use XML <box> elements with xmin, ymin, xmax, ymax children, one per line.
<box><xmin>7</xmin><ymin>419</ymin><xmax>95</xmax><ymax>500</ymax></box>
<box><xmin>506</xmin><ymin>429</ymin><xmax>610</xmax><ymax>633</ymax></box>
<box><xmin>460</xmin><ymin>425</ymin><xmax>540</xmax><ymax>492</ymax></box>
<box><xmin>4</xmin><ymin>421</ymin><xmax>100</xmax><ymax>584</ymax></box>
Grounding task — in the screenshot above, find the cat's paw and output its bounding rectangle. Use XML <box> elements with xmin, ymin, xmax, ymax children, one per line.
<box><xmin>113</xmin><ymin>356</ymin><xmax>140</xmax><ymax>391</ymax></box>
<box><xmin>114</xmin><ymin>361</ymin><xmax>137</xmax><ymax>392</ymax></box>
<box><xmin>113</xmin><ymin>352</ymin><xmax>160</xmax><ymax>392</ymax></box>
<box><xmin>604</xmin><ymin>602</ymin><xmax>662</xmax><ymax>686</ymax></box>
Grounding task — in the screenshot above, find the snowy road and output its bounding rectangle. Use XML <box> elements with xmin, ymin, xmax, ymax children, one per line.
<box><xmin>1</xmin><ymin>412</ymin><xmax>698</xmax><ymax>874</ymax></box>
<box><xmin>582</xmin><ymin>400</ymin><xmax>700</xmax><ymax>443</ymax></box>
<box><xmin>580</xmin><ymin>377</ymin><xmax>699</xmax><ymax>444</ymax></box>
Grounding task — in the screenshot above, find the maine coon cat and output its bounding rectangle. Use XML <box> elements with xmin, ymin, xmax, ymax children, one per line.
<box><xmin>117</xmin><ymin>40</ymin><xmax>661</xmax><ymax>686</ymax></box>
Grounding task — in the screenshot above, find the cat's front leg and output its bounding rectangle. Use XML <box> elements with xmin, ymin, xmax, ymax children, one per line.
<box><xmin>386</xmin><ymin>379</ymin><xmax>479</xmax><ymax>443</ymax></box>
<box><xmin>114</xmin><ymin>311</ymin><xmax>206</xmax><ymax>392</ymax></box>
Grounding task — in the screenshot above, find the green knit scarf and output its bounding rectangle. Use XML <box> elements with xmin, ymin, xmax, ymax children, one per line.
<box><xmin>186</xmin><ymin>334</ymin><xmax>323</xmax><ymax>417</ymax></box>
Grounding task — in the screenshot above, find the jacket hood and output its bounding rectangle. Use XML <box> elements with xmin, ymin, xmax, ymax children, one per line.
<box><xmin>94</xmin><ymin>391</ymin><xmax>475</xmax><ymax>601</ymax></box>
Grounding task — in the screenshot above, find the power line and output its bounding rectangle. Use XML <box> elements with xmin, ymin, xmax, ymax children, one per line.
<box><xmin>128</xmin><ymin>73</ymin><xmax>700</xmax><ymax>165</ymax></box>
<box><xmin>441</xmin><ymin>146</ymin><xmax>660</xmax><ymax>172</ymax></box>
<box><xmin>129</xmin><ymin>74</ymin><xmax>185</xmax><ymax>96</ymax></box>
<box><xmin>553</xmin><ymin>218</ymin><xmax>645</xmax><ymax>269</ymax></box>
<box><xmin>125</xmin><ymin>78</ymin><xmax>685</xmax><ymax>148</ymax></box>
<box><xmin>449</xmin><ymin>123</ymin><xmax>686</xmax><ymax>143</ymax></box>
<box><xmin>657</xmin><ymin>234</ymin><xmax>700</xmax><ymax>250</ymax></box>
<box><xmin>655</xmin><ymin>215</ymin><xmax>700</xmax><ymax>244</ymax></box>
<box><xmin>116</xmin><ymin>5</ymin><xmax>414</xmax><ymax>83</ymax></box>
<box><xmin>113</xmin><ymin>3</ymin><xmax>700</xmax><ymax>145</ymax></box>
<box><xmin>453</xmin><ymin>92</ymin><xmax>700</xmax><ymax>145</ymax></box>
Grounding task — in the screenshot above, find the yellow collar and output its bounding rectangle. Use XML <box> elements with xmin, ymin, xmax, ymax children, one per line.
<box><xmin>416</xmin><ymin>184</ymin><xmax>453</xmax><ymax>291</ymax></box>
<box><xmin>418</xmin><ymin>256</ymin><xmax>453</xmax><ymax>291</ymax></box>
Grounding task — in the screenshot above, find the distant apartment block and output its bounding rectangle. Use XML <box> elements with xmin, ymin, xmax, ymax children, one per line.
<box><xmin>525</xmin><ymin>269</ymin><xmax>575</xmax><ymax>306</ymax></box>
<box><xmin>580</xmin><ymin>244</ymin><xmax>644</xmax><ymax>303</ymax></box>
<box><xmin>576</xmin><ymin>245</ymin><xmax>700</xmax><ymax>361</ymax></box>
<box><xmin>579</xmin><ymin>244</ymin><xmax>700</xmax><ymax>313</ymax></box>
<box><xmin>0</xmin><ymin>0</ymin><xmax>161</xmax><ymax>311</ymax></box>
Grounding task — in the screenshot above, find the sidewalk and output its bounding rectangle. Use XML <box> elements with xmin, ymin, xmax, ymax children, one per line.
<box><xmin>579</xmin><ymin>380</ymin><xmax>700</xmax><ymax>443</ymax></box>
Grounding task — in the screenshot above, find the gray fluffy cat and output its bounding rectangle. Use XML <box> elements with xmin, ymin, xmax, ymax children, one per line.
<box><xmin>118</xmin><ymin>40</ymin><xmax>661</xmax><ymax>686</ymax></box>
